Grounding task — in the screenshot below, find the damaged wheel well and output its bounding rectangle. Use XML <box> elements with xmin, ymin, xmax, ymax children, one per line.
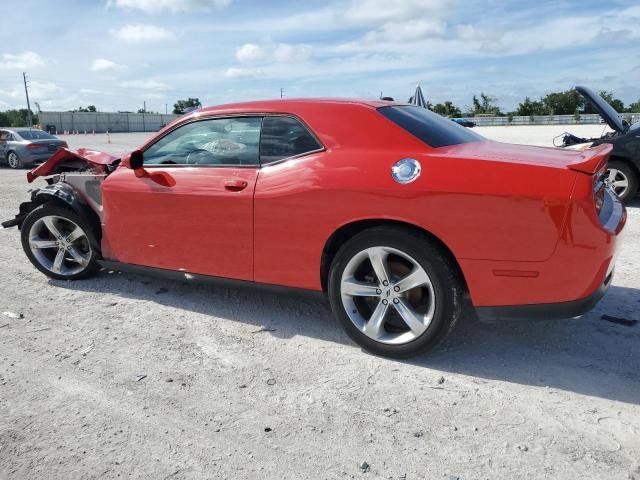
<box><xmin>11</xmin><ymin>184</ymin><xmax>103</xmax><ymax>256</ymax></box>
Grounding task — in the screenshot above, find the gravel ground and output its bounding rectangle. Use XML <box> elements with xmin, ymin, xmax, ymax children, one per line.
<box><xmin>1</xmin><ymin>128</ymin><xmax>639</xmax><ymax>480</ymax></box>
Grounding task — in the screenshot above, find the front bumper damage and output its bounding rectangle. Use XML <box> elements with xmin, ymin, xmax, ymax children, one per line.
<box><xmin>2</xmin><ymin>147</ymin><xmax>116</xmax><ymax>230</ymax></box>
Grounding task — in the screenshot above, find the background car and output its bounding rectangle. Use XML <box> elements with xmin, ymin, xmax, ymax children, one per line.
<box><xmin>452</xmin><ymin>118</ymin><xmax>476</xmax><ymax>128</ymax></box>
<box><xmin>0</xmin><ymin>128</ymin><xmax>67</xmax><ymax>169</ymax></box>
<box><xmin>559</xmin><ymin>86</ymin><xmax>640</xmax><ymax>203</ymax></box>
<box><xmin>3</xmin><ymin>99</ymin><xmax>626</xmax><ymax>358</ymax></box>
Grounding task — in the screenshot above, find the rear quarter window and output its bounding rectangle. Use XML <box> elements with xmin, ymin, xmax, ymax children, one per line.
<box><xmin>260</xmin><ymin>116</ymin><xmax>322</xmax><ymax>164</ymax></box>
<box><xmin>378</xmin><ymin>105</ymin><xmax>483</xmax><ymax>148</ymax></box>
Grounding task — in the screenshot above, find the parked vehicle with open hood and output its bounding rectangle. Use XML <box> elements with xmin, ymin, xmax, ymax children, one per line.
<box><xmin>2</xmin><ymin>98</ymin><xmax>626</xmax><ymax>358</ymax></box>
<box><xmin>558</xmin><ymin>86</ymin><xmax>640</xmax><ymax>203</ymax></box>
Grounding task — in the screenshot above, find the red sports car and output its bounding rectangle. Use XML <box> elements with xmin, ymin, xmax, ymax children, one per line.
<box><xmin>2</xmin><ymin>99</ymin><xmax>626</xmax><ymax>357</ymax></box>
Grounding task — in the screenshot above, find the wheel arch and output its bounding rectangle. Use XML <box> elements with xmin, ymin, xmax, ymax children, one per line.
<box><xmin>29</xmin><ymin>183</ymin><xmax>102</xmax><ymax>253</ymax></box>
<box><xmin>320</xmin><ymin>218</ymin><xmax>468</xmax><ymax>294</ymax></box>
<box><xmin>609</xmin><ymin>154</ymin><xmax>640</xmax><ymax>179</ymax></box>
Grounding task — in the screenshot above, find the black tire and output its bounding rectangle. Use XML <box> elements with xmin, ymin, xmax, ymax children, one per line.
<box><xmin>328</xmin><ymin>226</ymin><xmax>463</xmax><ymax>358</ymax></box>
<box><xmin>6</xmin><ymin>151</ymin><xmax>21</xmax><ymax>169</ymax></box>
<box><xmin>607</xmin><ymin>160</ymin><xmax>638</xmax><ymax>204</ymax></box>
<box><xmin>20</xmin><ymin>204</ymin><xmax>100</xmax><ymax>281</ymax></box>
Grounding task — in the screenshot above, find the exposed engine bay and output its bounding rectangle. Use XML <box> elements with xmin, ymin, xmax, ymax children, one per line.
<box><xmin>1</xmin><ymin>147</ymin><xmax>119</xmax><ymax>229</ymax></box>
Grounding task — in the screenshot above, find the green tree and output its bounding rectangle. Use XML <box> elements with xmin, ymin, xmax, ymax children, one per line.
<box><xmin>173</xmin><ymin>98</ymin><xmax>202</xmax><ymax>114</ymax></box>
<box><xmin>516</xmin><ymin>97</ymin><xmax>549</xmax><ymax>116</ymax></box>
<box><xmin>541</xmin><ymin>89</ymin><xmax>583</xmax><ymax>115</ymax></box>
<box><xmin>431</xmin><ymin>101</ymin><xmax>462</xmax><ymax>118</ymax></box>
<box><xmin>0</xmin><ymin>109</ymin><xmax>37</xmax><ymax>127</ymax></box>
<box><xmin>627</xmin><ymin>99</ymin><xmax>640</xmax><ymax>113</ymax></box>
<box><xmin>470</xmin><ymin>93</ymin><xmax>502</xmax><ymax>116</ymax></box>
<box><xmin>582</xmin><ymin>91</ymin><xmax>624</xmax><ymax>113</ymax></box>
<box><xmin>70</xmin><ymin>106</ymin><xmax>97</xmax><ymax>113</ymax></box>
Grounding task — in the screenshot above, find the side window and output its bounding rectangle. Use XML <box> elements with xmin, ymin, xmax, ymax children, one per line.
<box><xmin>144</xmin><ymin>117</ymin><xmax>262</xmax><ymax>166</ymax></box>
<box><xmin>260</xmin><ymin>116</ymin><xmax>322</xmax><ymax>164</ymax></box>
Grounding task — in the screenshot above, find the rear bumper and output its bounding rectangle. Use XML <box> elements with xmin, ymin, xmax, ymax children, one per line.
<box><xmin>476</xmin><ymin>268</ymin><xmax>613</xmax><ymax>320</ymax></box>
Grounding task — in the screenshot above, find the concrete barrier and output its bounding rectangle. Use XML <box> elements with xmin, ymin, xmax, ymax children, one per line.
<box><xmin>39</xmin><ymin>111</ymin><xmax>181</xmax><ymax>134</ymax></box>
<box><xmin>454</xmin><ymin>113</ymin><xmax>640</xmax><ymax>127</ymax></box>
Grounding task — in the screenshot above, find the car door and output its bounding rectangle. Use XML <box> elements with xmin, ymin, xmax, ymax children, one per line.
<box><xmin>101</xmin><ymin>116</ymin><xmax>262</xmax><ymax>281</ymax></box>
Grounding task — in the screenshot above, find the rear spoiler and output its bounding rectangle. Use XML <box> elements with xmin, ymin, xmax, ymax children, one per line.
<box><xmin>567</xmin><ymin>143</ymin><xmax>612</xmax><ymax>174</ymax></box>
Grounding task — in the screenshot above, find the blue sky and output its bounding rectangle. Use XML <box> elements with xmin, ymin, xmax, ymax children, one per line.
<box><xmin>1</xmin><ymin>0</ymin><xmax>639</xmax><ymax>113</ymax></box>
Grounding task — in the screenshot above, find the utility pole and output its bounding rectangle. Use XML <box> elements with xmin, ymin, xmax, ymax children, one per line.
<box><xmin>165</xmin><ymin>103</ymin><xmax>168</xmax><ymax>114</ymax></box>
<box><xmin>22</xmin><ymin>72</ymin><xmax>32</xmax><ymax>128</ymax></box>
<box><xmin>143</xmin><ymin>100</ymin><xmax>146</xmax><ymax>113</ymax></box>
<box><xmin>280</xmin><ymin>88</ymin><xmax>284</xmax><ymax>99</ymax></box>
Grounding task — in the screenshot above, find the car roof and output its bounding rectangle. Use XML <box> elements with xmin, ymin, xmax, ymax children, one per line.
<box><xmin>195</xmin><ymin>98</ymin><xmax>406</xmax><ymax>116</ymax></box>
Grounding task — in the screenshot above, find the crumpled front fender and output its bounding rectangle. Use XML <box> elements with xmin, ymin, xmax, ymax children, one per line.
<box><xmin>27</xmin><ymin>148</ymin><xmax>118</xmax><ymax>183</ymax></box>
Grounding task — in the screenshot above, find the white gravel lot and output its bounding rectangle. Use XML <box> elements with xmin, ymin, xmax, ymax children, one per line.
<box><xmin>0</xmin><ymin>127</ymin><xmax>639</xmax><ymax>480</ymax></box>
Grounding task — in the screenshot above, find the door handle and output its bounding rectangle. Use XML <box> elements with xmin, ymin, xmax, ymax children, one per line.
<box><xmin>224</xmin><ymin>179</ymin><xmax>248</xmax><ymax>191</ymax></box>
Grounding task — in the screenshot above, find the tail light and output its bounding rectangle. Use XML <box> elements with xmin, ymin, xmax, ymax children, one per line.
<box><xmin>27</xmin><ymin>143</ymin><xmax>43</xmax><ymax>150</ymax></box>
<box><xmin>593</xmin><ymin>169</ymin><xmax>606</xmax><ymax>215</ymax></box>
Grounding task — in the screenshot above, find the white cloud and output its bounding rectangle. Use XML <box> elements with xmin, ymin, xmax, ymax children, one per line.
<box><xmin>108</xmin><ymin>0</ymin><xmax>232</xmax><ymax>13</ymax></box>
<box><xmin>273</xmin><ymin>43</ymin><xmax>312</xmax><ymax>63</ymax></box>
<box><xmin>111</xmin><ymin>24</ymin><xmax>175</xmax><ymax>43</ymax></box>
<box><xmin>235</xmin><ymin>42</ymin><xmax>312</xmax><ymax>64</ymax></box>
<box><xmin>363</xmin><ymin>19</ymin><xmax>446</xmax><ymax>43</ymax></box>
<box><xmin>91</xmin><ymin>58</ymin><xmax>127</xmax><ymax>72</ymax></box>
<box><xmin>120</xmin><ymin>79</ymin><xmax>171</xmax><ymax>90</ymax></box>
<box><xmin>0</xmin><ymin>51</ymin><xmax>45</xmax><ymax>70</ymax></box>
<box><xmin>0</xmin><ymin>80</ymin><xmax>61</xmax><ymax>99</ymax></box>
<box><xmin>224</xmin><ymin>67</ymin><xmax>262</xmax><ymax>79</ymax></box>
<box><xmin>343</xmin><ymin>0</ymin><xmax>450</xmax><ymax>24</ymax></box>
<box><xmin>236</xmin><ymin>44</ymin><xmax>265</xmax><ymax>63</ymax></box>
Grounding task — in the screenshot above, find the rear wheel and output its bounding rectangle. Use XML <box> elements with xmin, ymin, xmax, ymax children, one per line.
<box><xmin>20</xmin><ymin>205</ymin><xmax>99</xmax><ymax>280</ymax></box>
<box><xmin>7</xmin><ymin>151</ymin><xmax>21</xmax><ymax>169</ymax></box>
<box><xmin>328</xmin><ymin>226</ymin><xmax>463</xmax><ymax>358</ymax></box>
<box><xmin>606</xmin><ymin>160</ymin><xmax>638</xmax><ymax>203</ymax></box>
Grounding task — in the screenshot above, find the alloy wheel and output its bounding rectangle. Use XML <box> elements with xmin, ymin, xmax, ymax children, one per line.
<box><xmin>28</xmin><ymin>215</ymin><xmax>92</xmax><ymax>276</ymax></box>
<box><xmin>340</xmin><ymin>246</ymin><xmax>436</xmax><ymax>345</ymax></box>
<box><xmin>7</xmin><ymin>152</ymin><xmax>19</xmax><ymax>169</ymax></box>
<box><xmin>605</xmin><ymin>168</ymin><xmax>629</xmax><ymax>197</ymax></box>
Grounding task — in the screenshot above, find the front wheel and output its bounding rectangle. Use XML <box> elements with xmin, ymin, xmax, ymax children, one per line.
<box><xmin>7</xmin><ymin>151</ymin><xmax>21</xmax><ymax>169</ymax></box>
<box><xmin>328</xmin><ymin>226</ymin><xmax>463</xmax><ymax>358</ymax></box>
<box><xmin>20</xmin><ymin>205</ymin><xmax>99</xmax><ymax>280</ymax></box>
<box><xmin>606</xmin><ymin>160</ymin><xmax>638</xmax><ymax>203</ymax></box>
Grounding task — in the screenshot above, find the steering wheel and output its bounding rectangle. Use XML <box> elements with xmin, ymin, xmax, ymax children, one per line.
<box><xmin>186</xmin><ymin>149</ymin><xmax>221</xmax><ymax>165</ymax></box>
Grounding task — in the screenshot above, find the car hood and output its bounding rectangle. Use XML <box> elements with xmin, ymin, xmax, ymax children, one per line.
<box><xmin>438</xmin><ymin>140</ymin><xmax>612</xmax><ymax>174</ymax></box>
<box><xmin>576</xmin><ymin>85</ymin><xmax>625</xmax><ymax>133</ymax></box>
<box><xmin>27</xmin><ymin>148</ymin><xmax>118</xmax><ymax>183</ymax></box>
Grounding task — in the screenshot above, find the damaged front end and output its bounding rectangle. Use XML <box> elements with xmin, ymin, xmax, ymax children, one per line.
<box><xmin>1</xmin><ymin>148</ymin><xmax>119</xmax><ymax>231</ymax></box>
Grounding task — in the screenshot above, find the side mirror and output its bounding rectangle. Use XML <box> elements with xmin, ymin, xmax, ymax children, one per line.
<box><xmin>129</xmin><ymin>150</ymin><xmax>144</xmax><ymax>170</ymax></box>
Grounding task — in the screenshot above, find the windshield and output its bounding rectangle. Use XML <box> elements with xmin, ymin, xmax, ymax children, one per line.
<box><xmin>378</xmin><ymin>105</ymin><xmax>483</xmax><ymax>148</ymax></box>
<box><xmin>17</xmin><ymin>130</ymin><xmax>56</xmax><ymax>140</ymax></box>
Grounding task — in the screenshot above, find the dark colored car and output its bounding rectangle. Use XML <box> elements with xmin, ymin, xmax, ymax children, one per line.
<box><xmin>559</xmin><ymin>86</ymin><xmax>640</xmax><ymax>203</ymax></box>
<box><xmin>452</xmin><ymin>118</ymin><xmax>476</xmax><ymax>128</ymax></box>
<box><xmin>0</xmin><ymin>128</ymin><xmax>67</xmax><ymax>169</ymax></box>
